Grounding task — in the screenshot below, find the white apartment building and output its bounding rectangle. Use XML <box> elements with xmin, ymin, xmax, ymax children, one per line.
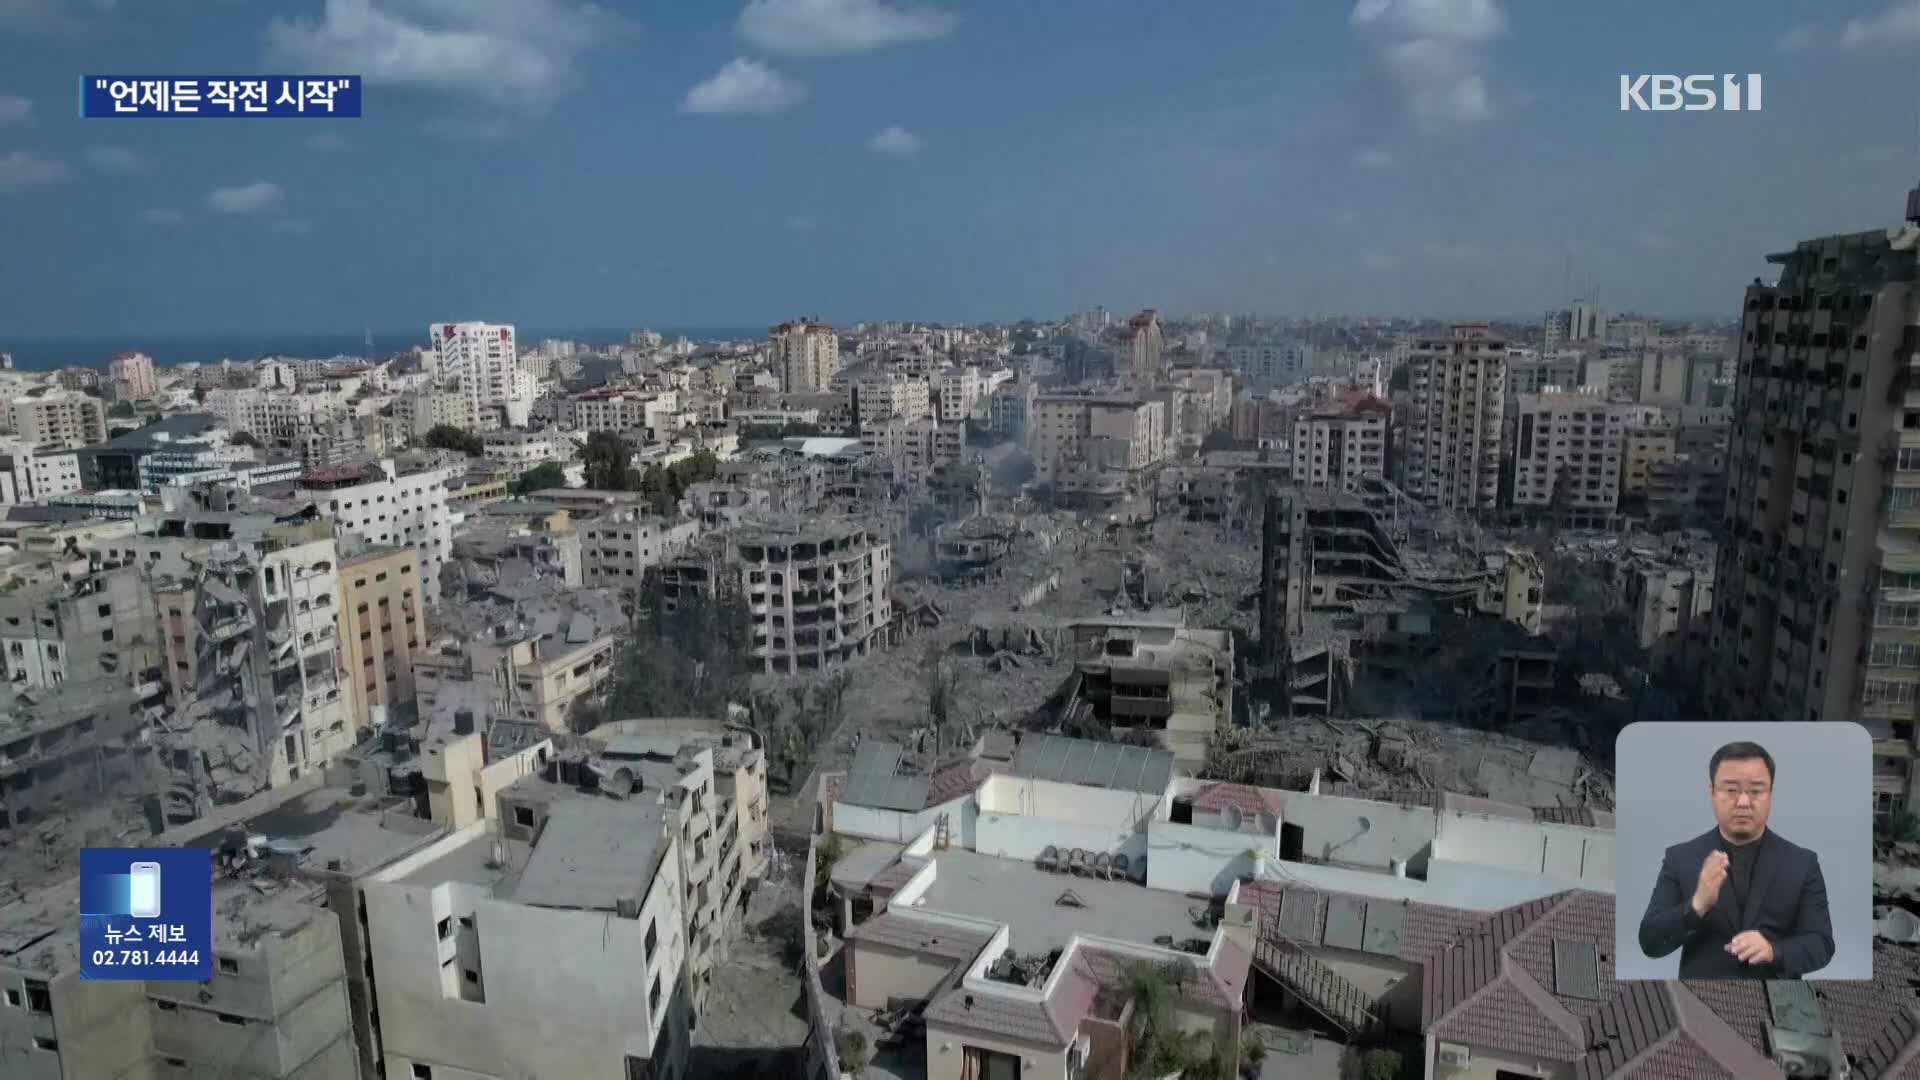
<box><xmin>1222</xmin><ymin>341</ymin><xmax>1312</xmax><ymax>383</ymax></box>
<box><xmin>363</xmin><ymin>793</ymin><xmax>693</xmax><ymax>1080</ymax></box>
<box><xmin>1127</xmin><ymin>309</ymin><xmax>1164</xmax><ymax>373</ymax></box>
<box><xmin>10</xmin><ymin>392</ymin><xmax>106</xmax><ymax>450</ymax></box>
<box><xmin>935</xmin><ymin>366</ymin><xmax>981</xmax><ymax>424</ymax></box>
<box><xmin>430</xmin><ymin>321</ymin><xmax>528</xmax><ymax>430</ymax></box>
<box><xmin>482</xmin><ymin>429</ymin><xmax>576</xmax><ymax>471</ymax></box>
<box><xmin>859</xmin><ymin>419</ymin><xmax>966</xmax><ymax>479</ymax></box>
<box><xmin>204</xmin><ymin>388</ymin><xmax>351</xmax><ymax>444</ymax></box>
<box><xmin>297</xmin><ymin>458</ymin><xmax>458</xmax><ymax>603</ymax></box>
<box><xmin>109</xmin><ymin>350</ymin><xmax>158</xmax><ymax>400</ymax></box>
<box><xmin>1511</xmin><ymin>392</ymin><xmax>1632</xmax><ymax>514</ymax></box>
<box><xmin>554</xmin><ymin>389</ymin><xmax>680</xmax><ymax>435</ymax></box>
<box><xmin>1543</xmin><ymin>302</ymin><xmax>1607</xmax><ymax>352</ymax></box>
<box><xmin>1401</xmin><ymin>323</ymin><xmax>1507</xmax><ymax>511</ymax></box>
<box><xmin>771</xmin><ymin>319</ymin><xmax>840</xmax><ymax>393</ymax></box>
<box><xmin>1291</xmin><ymin>399</ymin><xmax>1390</xmax><ymax>492</ymax></box>
<box><xmin>580</xmin><ymin>511</ymin><xmax>701</xmax><ymax>586</ymax></box>
<box><xmin>853</xmin><ymin>373</ymin><xmax>931</xmax><ymax>429</ymax></box>
<box><xmin>0</xmin><ymin>448</ymin><xmax>83</xmax><ymax>502</ymax></box>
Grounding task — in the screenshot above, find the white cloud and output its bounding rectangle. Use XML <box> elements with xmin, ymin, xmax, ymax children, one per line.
<box><xmin>1360</xmin><ymin>250</ymin><xmax>1398</xmax><ymax>272</ymax></box>
<box><xmin>0</xmin><ymin>150</ymin><xmax>63</xmax><ymax>192</ymax></box>
<box><xmin>85</xmin><ymin>145</ymin><xmax>143</xmax><ymax>172</ymax></box>
<box><xmin>1383</xmin><ymin>38</ymin><xmax>1490</xmax><ymax>127</ymax></box>
<box><xmin>1351</xmin><ymin>0</ymin><xmax>1505</xmax><ymax>130</ymax></box>
<box><xmin>207</xmin><ymin>180</ymin><xmax>284</xmax><ymax>214</ymax></box>
<box><xmin>1842</xmin><ymin>1</ymin><xmax>1920</xmax><ymax>47</ymax></box>
<box><xmin>271</xmin><ymin>218</ymin><xmax>313</xmax><ymax>234</ymax></box>
<box><xmin>264</xmin><ymin>0</ymin><xmax>632</xmax><ymax>134</ymax></box>
<box><xmin>1634</xmin><ymin>229</ymin><xmax>1671</xmax><ymax>251</ymax></box>
<box><xmin>306</xmin><ymin>131</ymin><xmax>349</xmax><ymax>152</ymax></box>
<box><xmin>737</xmin><ymin>0</ymin><xmax>958</xmax><ymax>57</ymax></box>
<box><xmin>680</xmin><ymin>58</ymin><xmax>808</xmax><ymax>116</ymax></box>
<box><xmin>1353</xmin><ymin>147</ymin><xmax>1392</xmax><ymax>167</ymax></box>
<box><xmin>1776</xmin><ymin>23</ymin><xmax>1819</xmax><ymax>52</ymax></box>
<box><xmin>140</xmin><ymin>208</ymin><xmax>183</xmax><ymax>225</ymax></box>
<box><xmin>1351</xmin><ymin>0</ymin><xmax>1503</xmax><ymax>42</ymax></box>
<box><xmin>0</xmin><ymin>95</ymin><xmax>30</xmax><ymax>125</ymax></box>
<box><xmin>787</xmin><ymin>215</ymin><xmax>815</xmax><ymax>230</ymax></box>
<box><xmin>867</xmin><ymin>124</ymin><xmax>923</xmax><ymax>156</ymax></box>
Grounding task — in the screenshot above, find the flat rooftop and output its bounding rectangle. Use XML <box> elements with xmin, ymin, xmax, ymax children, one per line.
<box><xmin>507</xmin><ymin>798</ymin><xmax>670</xmax><ymax>911</ymax></box>
<box><xmin>172</xmin><ymin>782</ymin><xmax>443</xmax><ymax>879</ymax></box>
<box><xmin>397</xmin><ymin>831</ymin><xmax>529</xmax><ymax>892</ymax></box>
<box><xmin>915</xmin><ymin>849</ymin><xmax>1202</xmax><ymax>954</ymax></box>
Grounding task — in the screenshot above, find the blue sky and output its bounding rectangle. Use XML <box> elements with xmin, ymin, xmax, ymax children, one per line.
<box><xmin>0</xmin><ymin>0</ymin><xmax>1916</xmax><ymax>338</ymax></box>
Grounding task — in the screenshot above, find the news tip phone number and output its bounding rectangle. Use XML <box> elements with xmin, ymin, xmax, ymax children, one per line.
<box><xmin>90</xmin><ymin>949</ymin><xmax>201</xmax><ymax>967</ymax></box>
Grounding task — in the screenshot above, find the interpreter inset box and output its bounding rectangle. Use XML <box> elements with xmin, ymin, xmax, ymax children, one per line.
<box><xmin>1614</xmin><ymin>721</ymin><xmax>1870</xmax><ymax>981</ymax></box>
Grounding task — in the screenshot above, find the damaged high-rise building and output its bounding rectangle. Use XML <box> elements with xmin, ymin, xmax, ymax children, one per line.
<box><xmin>145</xmin><ymin>504</ymin><xmax>355</xmax><ymax>825</ymax></box>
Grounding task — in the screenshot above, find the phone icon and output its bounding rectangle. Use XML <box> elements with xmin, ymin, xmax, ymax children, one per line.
<box><xmin>128</xmin><ymin>862</ymin><xmax>162</xmax><ymax>919</ymax></box>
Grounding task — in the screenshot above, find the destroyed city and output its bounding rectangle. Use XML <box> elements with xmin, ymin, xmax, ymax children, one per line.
<box><xmin>3</xmin><ymin>1</ymin><xmax>1920</xmax><ymax>1078</ymax></box>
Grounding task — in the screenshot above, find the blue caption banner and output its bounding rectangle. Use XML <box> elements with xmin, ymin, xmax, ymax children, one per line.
<box><xmin>80</xmin><ymin>847</ymin><xmax>212</xmax><ymax>981</ymax></box>
<box><xmin>80</xmin><ymin>75</ymin><xmax>361</xmax><ymax>118</ymax></box>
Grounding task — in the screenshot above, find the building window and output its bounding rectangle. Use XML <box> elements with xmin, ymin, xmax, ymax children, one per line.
<box><xmin>413</xmin><ymin>1066</ymin><xmax>433</xmax><ymax>1080</ymax></box>
<box><xmin>650</xmin><ymin>972</ymin><xmax>662</xmax><ymax>1013</ymax></box>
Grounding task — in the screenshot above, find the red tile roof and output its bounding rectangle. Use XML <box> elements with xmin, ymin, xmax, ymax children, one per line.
<box><xmin>1193</xmin><ymin>781</ymin><xmax>1287</xmax><ymax>819</ymax></box>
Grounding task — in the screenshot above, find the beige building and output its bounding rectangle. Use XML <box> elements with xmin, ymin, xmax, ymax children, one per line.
<box><xmin>339</xmin><ymin>547</ymin><xmax>428</xmax><ymax>732</ymax></box>
<box><xmin>1031</xmin><ymin>394</ymin><xmax>1166</xmax><ymax>483</ymax></box>
<box><xmin>1064</xmin><ymin>615</ymin><xmax>1234</xmax><ymax>768</ymax></box>
<box><xmin>9</xmin><ymin>391</ymin><xmax>106</xmax><ymax>450</ymax></box>
<box><xmin>859</xmin><ymin>418</ymin><xmax>966</xmax><ymax>480</ymax></box>
<box><xmin>393</xmin><ymin>387</ymin><xmax>477</xmax><ymax>440</ymax></box>
<box><xmin>1620</xmin><ymin>426</ymin><xmax>1677</xmax><ymax>500</ymax></box>
<box><xmin>579</xmin><ymin>511</ymin><xmax>701</xmax><ymax>587</ymax></box>
<box><xmin>415</xmin><ymin>619</ymin><xmax>616</xmax><ymax>734</ymax></box>
<box><xmin>109</xmin><ymin>350</ymin><xmax>158</xmax><ymax>400</ymax></box>
<box><xmin>1291</xmin><ymin>398</ymin><xmax>1390</xmax><ymax>492</ymax></box>
<box><xmin>1706</xmin><ymin>197</ymin><xmax>1920</xmax><ymax>819</ymax></box>
<box><xmin>1510</xmin><ymin>392</ymin><xmax>1632</xmax><ymax>515</ymax></box>
<box><xmin>853</xmin><ymin>372</ymin><xmax>932</xmax><ymax>428</ymax></box>
<box><xmin>771</xmin><ymin>319</ymin><xmax>840</xmax><ymax>394</ymax></box>
<box><xmin>1401</xmin><ymin>323</ymin><xmax>1506</xmax><ymax>510</ymax></box>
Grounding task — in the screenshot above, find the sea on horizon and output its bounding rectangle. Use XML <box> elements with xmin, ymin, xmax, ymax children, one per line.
<box><xmin>0</xmin><ymin>327</ymin><xmax>769</xmax><ymax>370</ymax></box>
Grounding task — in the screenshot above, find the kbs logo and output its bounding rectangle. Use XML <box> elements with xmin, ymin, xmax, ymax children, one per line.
<box><xmin>1619</xmin><ymin>74</ymin><xmax>1762</xmax><ymax>112</ymax></box>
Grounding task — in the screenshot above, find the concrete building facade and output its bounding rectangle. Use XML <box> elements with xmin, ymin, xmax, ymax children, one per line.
<box><xmin>1705</xmin><ymin>199</ymin><xmax>1920</xmax><ymax>818</ymax></box>
<box><xmin>339</xmin><ymin>547</ymin><xmax>427</xmax><ymax>733</ymax></box>
<box><xmin>1510</xmin><ymin>392</ymin><xmax>1631</xmax><ymax>515</ymax></box>
<box><xmin>771</xmin><ymin>319</ymin><xmax>840</xmax><ymax>394</ymax></box>
<box><xmin>1401</xmin><ymin>324</ymin><xmax>1507</xmax><ymax>511</ymax></box>
<box><xmin>10</xmin><ymin>392</ymin><xmax>106</xmax><ymax>451</ymax></box>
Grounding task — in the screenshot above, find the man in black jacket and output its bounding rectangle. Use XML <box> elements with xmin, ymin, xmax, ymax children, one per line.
<box><xmin>1637</xmin><ymin>741</ymin><xmax>1834</xmax><ymax>979</ymax></box>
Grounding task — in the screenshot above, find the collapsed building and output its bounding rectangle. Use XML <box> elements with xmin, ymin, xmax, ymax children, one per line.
<box><xmin>1059</xmin><ymin>612</ymin><xmax>1233</xmax><ymax>769</ymax></box>
<box><xmin>142</xmin><ymin>500</ymin><xmax>356</xmax><ymax>825</ymax></box>
<box><xmin>0</xmin><ymin>555</ymin><xmax>172</xmax><ymax>831</ymax></box>
<box><xmin>1257</xmin><ymin>489</ymin><xmax>1549</xmax><ymax>723</ymax></box>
